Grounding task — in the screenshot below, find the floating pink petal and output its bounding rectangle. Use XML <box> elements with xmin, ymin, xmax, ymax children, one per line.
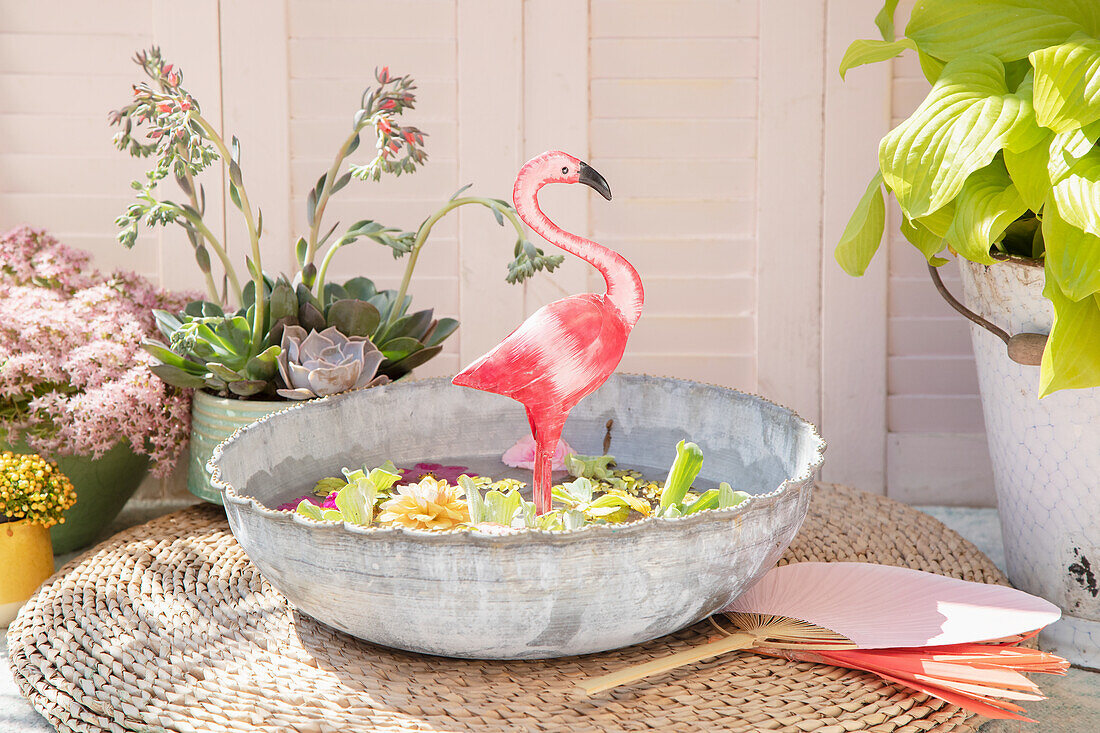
<box><xmin>399</xmin><ymin>462</ymin><xmax>476</xmax><ymax>484</ymax></box>
<box><xmin>501</xmin><ymin>434</ymin><xmax>573</xmax><ymax>471</ymax></box>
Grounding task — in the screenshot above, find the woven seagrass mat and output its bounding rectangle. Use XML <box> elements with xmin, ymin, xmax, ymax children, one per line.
<box><xmin>7</xmin><ymin>483</ymin><xmax>1007</xmax><ymax>733</ymax></box>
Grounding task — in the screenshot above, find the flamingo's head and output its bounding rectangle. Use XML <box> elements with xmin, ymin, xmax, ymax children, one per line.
<box><xmin>523</xmin><ymin>151</ymin><xmax>612</xmax><ymax>201</ymax></box>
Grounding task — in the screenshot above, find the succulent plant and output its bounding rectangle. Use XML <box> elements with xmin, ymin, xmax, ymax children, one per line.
<box><xmin>276</xmin><ymin>325</ymin><xmax>387</xmax><ymax>400</ymax></box>
<box><xmin>262</xmin><ymin>274</ymin><xmax>458</xmax><ymax>382</ymax></box>
<box><xmin>141</xmin><ymin>301</ymin><xmax>281</xmax><ymax>397</ymax></box>
<box><xmin>657</xmin><ymin>440</ymin><xmax>750</xmax><ymax>518</ymax></box>
<box><xmin>552</xmin><ymin>477</ymin><xmax>650</xmax><ymax>523</ymax></box>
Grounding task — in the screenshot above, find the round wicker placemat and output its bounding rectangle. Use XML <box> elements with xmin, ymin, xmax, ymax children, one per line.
<box><xmin>8</xmin><ymin>483</ymin><xmax>1006</xmax><ymax>733</ymax></box>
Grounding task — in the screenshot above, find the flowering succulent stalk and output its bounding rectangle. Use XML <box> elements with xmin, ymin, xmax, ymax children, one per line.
<box><xmin>112</xmin><ymin>50</ymin><xmax>563</xmax><ymax>396</ymax></box>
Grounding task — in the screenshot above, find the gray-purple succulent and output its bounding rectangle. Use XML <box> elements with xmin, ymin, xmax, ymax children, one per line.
<box><xmin>276</xmin><ymin>325</ymin><xmax>388</xmax><ymax>400</ymax></box>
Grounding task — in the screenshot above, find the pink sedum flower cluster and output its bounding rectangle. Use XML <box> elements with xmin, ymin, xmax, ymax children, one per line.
<box><xmin>0</xmin><ymin>227</ymin><xmax>193</xmax><ymax>476</ymax></box>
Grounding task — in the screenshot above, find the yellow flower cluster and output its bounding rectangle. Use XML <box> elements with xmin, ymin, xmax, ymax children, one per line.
<box><xmin>0</xmin><ymin>451</ymin><xmax>77</xmax><ymax>528</ymax></box>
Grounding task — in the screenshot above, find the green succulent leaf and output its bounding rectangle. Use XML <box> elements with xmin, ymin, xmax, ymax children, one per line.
<box><xmin>945</xmin><ymin>158</ymin><xmax>1027</xmax><ymax>264</ymax></box>
<box><xmin>327</xmin><ymin>299</ymin><xmax>382</xmax><ymax>338</ymax></box>
<box><xmin>422</xmin><ymin>317</ymin><xmax>459</xmax><ymax>348</ymax></box>
<box><xmin>1042</xmin><ymin>201</ymin><xmax>1100</xmax><ymax>301</ymax></box>
<box><xmin>149</xmin><ymin>363</ymin><xmax>209</xmax><ymax>389</ymax></box>
<box><xmin>1030</xmin><ymin>33</ymin><xmax>1100</xmax><ymax>133</ymax></box>
<box><xmin>380</xmin><ymin>309</ymin><xmax>434</xmax><ymax>343</ymax></box>
<box><xmin>382</xmin><ymin>344</ymin><xmax>442</xmax><ymax>377</ymax></box>
<box><xmin>141</xmin><ymin>339</ymin><xmax>206</xmax><ymax>373</ymax></box>
<box><xmin>295</xmin><ymin>237</ymin><xmax>308</xmax><ymax>268</ymax></box>
<box><xmin>245</xmin><ymin>345</ymin><xmax>281</xmax><ymax>382</ymax></box>
<box><xmin>834</xmin><ymin>172</ymin><xmax>886</xmax><ymax>276</ymax></box>
<box><xmin>342</xmin><ymin>277</ymin><xmax>377</xmax><ymax>301</ymax></box>
<box><xmin>378</xmin><ymin>336</ymin><xmax>423</xmax><ymax>363</ymax></box>
<box><xmin>839</xmin><ymin>38</ymin><xmax>916</xmax><ymax>79</ymax></box>
<box><xmin>564</xmin><ymin>454</ymin><xmax>617</xmax><ymax>481</ymax></box>
<box><xmin>1040</xmin><ymin>275</ymin><xmax>1100</xmax><ymax>396</ymax></box>
<box><xmin>879</xmin><ymin>53</ymin><xmax>1041</xmax><ymax>220</ymax></box>
<box><xmin>460</xmin><ymin>476</ymin><xmax>485</xmax><ymax>525</ymax></box>
<box><xmin>268</xmin><ymin>279</ymin><xmax>298</xmax><ymax>324</ymax></box>
<box><xmin>905</xmin><ymin>0</ymin><xmax>1100</xmax><ymax>63</ymax></box>
<box><xmin>206</xmin><ymin>362</ymin><xmax>247</xmax><ymax>383</ymax></box>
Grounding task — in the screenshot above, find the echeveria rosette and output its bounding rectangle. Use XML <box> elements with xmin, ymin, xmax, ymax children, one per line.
<box><xmin>276</xmin><ymin>325</ymin><xmax>388</xmax><ymax>400</ymax></box>
<box><xmin>834</xmin><ymin>0</ymin><xmax>1100</xmax><ymax>396</ymax></box>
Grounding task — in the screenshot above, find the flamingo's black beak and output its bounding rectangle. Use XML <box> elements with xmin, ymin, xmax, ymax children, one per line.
<box><xmin>578</xmin><ymin>162</ymin><xmax>612</xmax><ymax>201</ymax></box>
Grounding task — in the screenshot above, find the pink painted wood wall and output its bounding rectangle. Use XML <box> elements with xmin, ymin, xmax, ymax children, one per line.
<box><xmin>0</xmin><ymin>0</ymin><xmax>995</xmax><ymax>505</ymax></box>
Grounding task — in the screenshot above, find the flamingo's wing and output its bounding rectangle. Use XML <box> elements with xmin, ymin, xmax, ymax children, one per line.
<box><xmin>453</xmin><ymin>293</ymin><xmax>627</xmax><ymax>407</ymax></box>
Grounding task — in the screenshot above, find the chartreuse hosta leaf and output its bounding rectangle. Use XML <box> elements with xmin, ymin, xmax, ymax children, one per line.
<box><xmin>1040</xmin><ymin>276</ymin><xmax>1100</xmax><ymax>396</ymax></box>
<box><xmin>898</xmin><ymin>200</ymin><xmax>956</xmax><ymax>266</ymax></box>
<box><xmin>880</xmin><ymin>54</ymin><xmax>1041</xmax><ymax>220</ymax></box>
<box><xmin>834</xmin><ymin>172</ymin><xmax>886</xmax><ymax>277</ymax></box>
<box><xmin>1031</xmin><ymin>34</ymin><xmax>1100</xmax><ymax>133</ymax></box>
<box><xmin>1003</xmin><ymin>131</ymin><xmax>1055</xmax><ymax>210</ymax></box>
<box><xmin>1042</xmin><ymin>201</ymin><xmax>1100</xmax><ymax>302</ymax></box>
<box><xmin>905</xmin><ymin>0</ymin><xmax>1100</xmax><ymax>64</ymax></box>
<box><xmin>1052</xmin><ymin>148</ymin><xmax>1100</xmax><ymax>238</ymax></box>
<box><xmin>945</xmin><ymin>159</ymin><xmax>1027</xmax><ymax>264</ymax></box>
<box><xmin>900</xmin><ymin>218</ymin><xmax>947</xmax><ymax>266</ymax></box>
<box><xmin>839</xmin><ymin>38</ymin><xmax>917</xmax><ymax>79</ymax></box>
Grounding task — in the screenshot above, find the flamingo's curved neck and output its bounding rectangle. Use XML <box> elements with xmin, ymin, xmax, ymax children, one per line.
<box><xmin>514</xmin><ymin>180</ymin><xmax>643</xmax><ymax>328</ymax></box>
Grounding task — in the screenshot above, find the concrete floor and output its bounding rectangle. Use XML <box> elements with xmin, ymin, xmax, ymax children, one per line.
<box><xmin>2</xmin><ymin>502</ymin><xmax>1098</xmax><ymax>731</ymax></box>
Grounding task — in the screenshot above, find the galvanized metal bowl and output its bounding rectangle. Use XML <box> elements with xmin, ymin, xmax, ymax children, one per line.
<box><xmin>210</xmin><ymin>374</ymin><xmax>825</xmax><ymax>660</ymax></box>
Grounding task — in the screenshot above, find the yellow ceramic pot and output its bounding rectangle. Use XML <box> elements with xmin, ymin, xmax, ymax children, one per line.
<box><xmin>0</xmin><ymin>519</ymin><xmax>54</xmax><ymax>627</ymax></box>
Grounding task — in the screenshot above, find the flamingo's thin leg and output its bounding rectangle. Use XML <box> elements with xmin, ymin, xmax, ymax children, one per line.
<box><xmin>531</xmin><ymin>415</ymin><xmax>565</xmax><ymax>515</ymax></box>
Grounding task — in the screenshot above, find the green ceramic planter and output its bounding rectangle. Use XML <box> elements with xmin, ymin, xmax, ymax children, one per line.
<box><xmin>1</xmin><ymin>440</ymin><xmax>150</xmax><ymax>554</ymax></box>
<box><xmin>188</xmin><ymin>390</ymin><xmax>288</xmax><ymax>504</ymax></box>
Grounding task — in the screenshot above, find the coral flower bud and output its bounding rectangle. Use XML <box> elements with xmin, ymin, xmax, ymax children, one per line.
<box><xmin>403</xmin><ymin>131</ymin><xmax>414</xmax><ymax>144</ymax></box>
<box><xmin>157</xmin><ymin>103</ymin><xmax>172</xmax><ymax>113</ymax></box>
<box><xmin>180</xmin><ymin>100</ymin><xmax>191</xmax><ymax>111</ymax></box>
<box><xmin>168</xmin><ymin>72</ymin><xmax>179</xmax><ymax>86</ymax></box>
<box><xmin>379</xmin><ymin>66</ymin><xmax>390</xmax><ymax>82</ymax></box>
<box><xmin>380</xmin><ymin>99</ymin><xmax>396</xmax><ymax>110</ymax></box>
<box><xmin>378</xmin><ymin>118</ymin><xmax>392</xmax><ymax>134</ymax></box>
<box><xmin>389</xmin><ymin>142</ymin><xmax>399</xmax><ymax>154</ymax></box>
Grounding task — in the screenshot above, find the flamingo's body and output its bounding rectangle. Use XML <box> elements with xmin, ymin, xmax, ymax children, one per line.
<box><xmin>453</xmin><ymin>151</ymin><xmax>643</xmax><ymax>514</ymax></box>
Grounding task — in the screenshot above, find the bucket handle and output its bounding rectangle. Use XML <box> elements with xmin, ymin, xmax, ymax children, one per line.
<box><xmin>926</xmin><ymin>263</ymin><xmax>1047</xmax><ymax>367</ymax></box>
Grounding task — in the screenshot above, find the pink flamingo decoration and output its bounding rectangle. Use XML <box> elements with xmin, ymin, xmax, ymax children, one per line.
<box><xmin>453</xmin><ymin>151</ymin><xmax>643</xmax><ymax>515</ymax></box>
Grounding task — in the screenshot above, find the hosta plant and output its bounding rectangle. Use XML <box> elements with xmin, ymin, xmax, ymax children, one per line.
<box><xmin>835</xmin><ymin>0</ymin><xmax>1100</xmax><ymax>396</ymax></box>
<box><xmin>111</xmin><ymin>48</ymin><xmax>562</xmax><ymax>398</ymax></box>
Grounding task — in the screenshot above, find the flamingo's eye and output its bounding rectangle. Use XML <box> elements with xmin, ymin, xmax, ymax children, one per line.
<box><xmin>561</xmin><ymin>166</ymin><xmax>569</xmax><ymax>175</ymax></box>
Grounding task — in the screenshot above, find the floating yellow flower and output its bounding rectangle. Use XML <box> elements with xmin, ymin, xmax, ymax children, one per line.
<box><xmin>377</xmin><ymin>476</ymin><xmax>469</xmax><ymax>531</ymax></box>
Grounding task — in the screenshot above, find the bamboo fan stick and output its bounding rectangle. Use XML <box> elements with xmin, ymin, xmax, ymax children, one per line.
<box><xmin>577</xmin><ymin>614</ymin><xmax>854</xmax><ymax>696</ymax></box>
<box><xmin>577</xmin><ymin>632</ymin><xmax>758</xmax><ymax>696</ymax></box>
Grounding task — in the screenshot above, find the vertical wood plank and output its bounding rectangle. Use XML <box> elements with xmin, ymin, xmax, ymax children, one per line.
<box><xmin>219</xmin><ymin>0</ymin><xmax>294</xmax><ymax>275</ymax></box>
<box><xmin>151</xmin><ymin>0</ymin><xmax>225</xmax><ymax>500</ymax></box>
<box><xmin>456</xmin><ymin>0</ymin><xmax>525</xmax><ymax>364</ymax></box>
<box><xmin>522</xmin><ymin>0</ymin><xmax>593</xmax><ymax>316</ymax></box>
<box><xmin>152</xmin><ymin>0</ymin><xmax>226</xmax><ymax>298</ymax></box>
<box><xmin>755</xmin><ymin>0</ymin><xmax>825</xmax><ymax>423</ymax></box>
<box><xmin>819</xmin><ymin>0</ymin><xmax>891</xmax><ymax>492</ymax></box>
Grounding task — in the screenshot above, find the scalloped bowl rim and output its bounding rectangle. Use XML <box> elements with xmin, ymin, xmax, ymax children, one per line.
<box><xmin>208</xmin><ymin>374</ymin><xmax>827</xmax><ymax>545</ymax></box>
